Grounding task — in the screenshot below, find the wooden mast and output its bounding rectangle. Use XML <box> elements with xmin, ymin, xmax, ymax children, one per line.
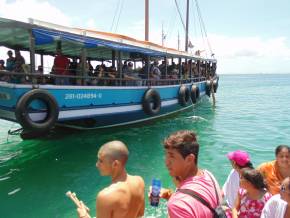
<box><xmin>145</xmin><ymin>0</ymin><xmax>150</xmax><ymax>80</ymax></box>
<box><xmin>185</xmin><ymin>0</ymin><xmax>189</xmax><ymax>52</ymax></box>
<box><xmin>145</xmin><ymin>0</ymin><xmax>149</xmax><ymax>41</ymax></box>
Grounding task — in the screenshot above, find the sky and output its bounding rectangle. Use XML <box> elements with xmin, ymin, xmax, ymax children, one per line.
<box><xmin>0</xmin><ymin>0</ymin><xmax>290</xmax><ymax>74</ymax></box>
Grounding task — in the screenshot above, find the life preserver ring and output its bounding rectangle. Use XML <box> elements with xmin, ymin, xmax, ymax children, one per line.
<box><xmin>190</xmin><ymin>85</ymin><xmax>199</xmax><ymax>104</ymax></box>
<box><xmin>142</xmin><ymin>88</ymin><xmax>161</xmax><ymax>115</ymax></box>
<box><xmin>15</xmin><ymin>89</ymin><xmax>59</xmax><ymax>132</ymax></box>
<box><xmin>178</xmin><ymin>85</ymin><xmax>190</xmax><ymax>106</ymax></box>
<box><xmin>205</xmin><ymin>80</ymin><xmax>211</xmax><ymax>97</ymax></box>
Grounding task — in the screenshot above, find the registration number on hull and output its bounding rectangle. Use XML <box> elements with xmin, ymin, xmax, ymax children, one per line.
<box><xmin>64</xmin><ymin>93</ymin><xmax>102</xmax><ymax>100</ymax></box>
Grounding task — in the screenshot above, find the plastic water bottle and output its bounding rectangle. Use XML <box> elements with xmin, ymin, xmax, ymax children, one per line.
<box><xmin>150</xmin><ymin>178</ymin><xmax>161</xmax><ymax>207</ymax></box>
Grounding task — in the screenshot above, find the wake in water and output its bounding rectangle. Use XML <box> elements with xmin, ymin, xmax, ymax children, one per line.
<box><xmin>185</xmin><ymin>115</ymin><xmax>208</xmax><ymax>122</ymax></box>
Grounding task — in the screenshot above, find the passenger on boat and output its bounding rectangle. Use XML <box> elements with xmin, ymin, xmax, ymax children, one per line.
<box><xmin>69</xmin><ymin>58</ymin><xmax>78</xmax><ymax>85</ymax></box>
<box><xmin>261</xmin><ymin>177</ymin><xmax>290</xmax><ymax>218</ymax></box>
<box><xmin>0</xmin><ymin>60</ymin><xmax>5</xmax><ymax>70</ymax></box>
<box><xmin>36</xmin><ymin>65</ymin><xmax>45</xmax><ymax>84</ymax></box>
<box><xmin>258</xmin><ymin>145</ymin><xmax>290</xmax><ymax>195</ymax></box>
<box><xmin>92</xmin><ymin>65</ymin><xmax>105</xmax><ymax>85</ymax></box>
<box><xmin>169</xmin><ymin>68</ymin><xmax>179</xmax><ymax>84</ymax></box>
<box><xmin>107</xmin><ymin>66</ymin><xmax>117</xmax><ymax>86</ymax></box>
<box><xmin>123</xmin><ymin>62</ymin><xmax>141</xmax><ymax>86</ymax></box>
<box><xmin>159</xmin><ymin>60</ymin><xmax>167</xmax><ymax>79</ymax></box>
<box><xmin>183</xmin><ymin>61</ymin><xmax>190</xmax><ymax>79</ymax></box>
<box><xmin>222</xmin><ymin>150</ymin><xmax>254</xmax><ymax>209</ymax></box>
<box><xmin>52</xmin><ymin>48</ymin><xmax>70</xmax><ymax>85</ymax></box>
<box><xmin>192</xmin><ymin>62</ymin><xmax>199</xmax><ymax>77</ymax></box>
<box><xmin>6</xmin><ymin>50</ymin><xmax>15</xmax><ymax>72</ymax></box>
<box><xmin>14</xmin><ymin>50</ymin><xmax>25</xmax><ymax>83</ymax></box>
<box><xmin>76</xmin><ymin>140</ymin><xmax>145</xmax><ymax>218</ymax></box>
<box><xmin>76</xmin><ymin>60</ymin><xmax>90</xmax><ymax>85</ymax></box>
<box><xmin>231</xmin><ymin>168</ymin><xmax>272</xmax><ymax>218</ymax></box>
<box><xmin>122</xmin><ymin>60</ymin><xmax>128</xmax><ymax>73</ymax></box>
<box><xmin>150</xmin><ymin>60</ymin><xmax>161</xmax><ymax>80</ymax></box>
<box><xmin>161</xmin><ymin>130</ymin><xmax>222</xmax><ymax>218</ymax></box>
<box><xmin>0</xmin><ymin>59</ymin><xmax>6</xmax><ymax>81</ymax></box>
<box><xmin>87</xmin><ymin>58</ymin><xmax>94</xmax><ymax>74</ymax></box>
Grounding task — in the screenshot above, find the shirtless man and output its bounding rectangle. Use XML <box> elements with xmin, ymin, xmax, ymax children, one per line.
<box><xmin>77</xmin><ymin>140</ymin><xmax>145</xmax><ymax>218</ymax></box>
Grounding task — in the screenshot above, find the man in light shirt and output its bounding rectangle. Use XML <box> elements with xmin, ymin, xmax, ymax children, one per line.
<box><xmin>261</xmin><ymin>177</ymin><xmax>290</xmax><ymax>218</ymax></box>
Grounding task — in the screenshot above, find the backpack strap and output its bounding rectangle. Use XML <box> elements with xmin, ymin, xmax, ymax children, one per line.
<box><xmin>177</xmin><ymin>188</ymin><xmax>216</xmax><ymax>214</ymax></box>
<box><xmin>205</xmin><ymin>171</ymin><xmax>220</xmax><ymax>205</ymax></box>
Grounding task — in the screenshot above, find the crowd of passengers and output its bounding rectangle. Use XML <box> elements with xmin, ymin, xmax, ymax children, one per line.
<box><xmin>0</xmin><ymin>49</ymin><xmax>216</xmax><ymax>86</ymax></box>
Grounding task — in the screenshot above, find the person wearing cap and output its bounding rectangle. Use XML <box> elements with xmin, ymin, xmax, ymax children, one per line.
<box><xmin>258</xmin><ymin>145</ymin><xmax>290</xmax><ymax>195</ymax></box>
<box><xmin>222</xmin><ymin>150</ymin><xmax>254</xmax><ymax>209</ymax></box>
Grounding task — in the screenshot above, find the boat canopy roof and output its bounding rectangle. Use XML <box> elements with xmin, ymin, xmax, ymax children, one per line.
<box><xmin>0</xmin><ymin>17</ymin><xmax>216</xmax><ymax>62</ymax></box>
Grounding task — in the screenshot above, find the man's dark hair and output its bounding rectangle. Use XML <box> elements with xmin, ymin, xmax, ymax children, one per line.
<box><xmin>164</xmin><ymin>130</ymin><xmax>199</xmax><ymax>164</ymax></box>
<box><xmin>241</xmin><ymin>168</ymin><xmax>267</xmax><ymax>190</ymax></box>
<box><xmin>275</xmin><ymin>145</ymin><xmax>290</xmax><ymax>156</ymax></box>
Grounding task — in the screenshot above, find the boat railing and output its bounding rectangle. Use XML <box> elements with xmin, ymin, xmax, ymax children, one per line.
<box><xmin>0</xmin><ymin>70</ymin><xmax>207</xmax><ymax>87</ymax></box>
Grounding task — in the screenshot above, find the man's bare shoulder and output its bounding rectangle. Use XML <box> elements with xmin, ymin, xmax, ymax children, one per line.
<box><xmin>128</xmin><ymin>175</ymin><xmax>145</xmax><ymax>184</ymax></box>
<box><xmin>97</xmin><ymin>175</ymin><xmax>144</xmax><ymax>197</ymax></box>
<box><xmin>98</xmin><ymin>183</ymin><xmax>124</xmax><ymax>198</ymax></box>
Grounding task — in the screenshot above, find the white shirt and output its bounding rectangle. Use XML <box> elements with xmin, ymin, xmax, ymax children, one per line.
<box><xmin>261</xmin><ymin>194</ymin><xmax>287</xmax><ymax>218</ymax></box>
<box><xmin>222</xmin><ymin>169</ymin><xmax>240</xmax><ymax>208</ymax></box>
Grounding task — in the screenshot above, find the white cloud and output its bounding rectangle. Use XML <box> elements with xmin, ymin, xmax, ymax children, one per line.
<box><xmin>208</xmin><ymin>35</ymin><xmax>290</xmax><ymax>59</ymax></box>
<box><xmin>84</xmin><ymin>18</ymin><xmax>97</xmax><ymax>30</ymax></box>
<box><xmin>0</xmin><ymin>0</ymin><xmax>71</xmax><ymax>25</ymax></box>
<box><xmin>200</xmin><ymin>34</ymin><xmax>290</xmax><ymax>74</ymax></box>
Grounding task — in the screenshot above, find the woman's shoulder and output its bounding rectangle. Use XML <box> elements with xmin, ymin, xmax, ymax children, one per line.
<box><xmin>258</xmin><ymin>160</ymin><xmax>276</xmax><ymax>171</ymax></box>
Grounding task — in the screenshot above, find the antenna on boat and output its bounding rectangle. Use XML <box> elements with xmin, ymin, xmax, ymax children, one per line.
<box><xmin>145</xmin><ymin>0</ymin><xmax>149</xmax><ymax>41</ymax></box>
<box><xmin>178</xmin><ymin>31</ymin><xmax>180</xmax><ymax>51</ymax></box>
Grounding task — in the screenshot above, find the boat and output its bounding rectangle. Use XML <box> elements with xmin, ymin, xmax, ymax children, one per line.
<box><xmin>0</xmin><ymin>0</ymin><xmax>218</xmax><ymax>139</ymax></box>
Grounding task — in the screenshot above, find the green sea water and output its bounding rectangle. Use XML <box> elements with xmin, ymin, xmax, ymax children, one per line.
<box><xmin>1</xmin><ymin>74</ymin><xmax>290</xmax><ymax>218</ymax></box>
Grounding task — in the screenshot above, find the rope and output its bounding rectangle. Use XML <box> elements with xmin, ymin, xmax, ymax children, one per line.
<box><xmin>114</xmin><ymin>0</ymin><xmax>125</xmax><ymax>33</ymax></box>
<box><xmin>193</xmin><ymin>0</ymin><xmax>214</xmax><ymax>56</ymax></box>
<box><xmin>164</xmin><ymin>4</ymin><xmax>178</xmax><ymax>47</ymax></box>
<box><xmin>174</xmin><ymin>0</ymin><xmax>186</xmax><ymax>31</ymax></box>
<box><xmin>110</xmin><ymin>0</ymin><xmax>121</xmax><ymax>32</ymax></box>
<box><xmin>174</xmin><ymin>0</ymin><xmax>195</xmax><ymax>51</ymax></box>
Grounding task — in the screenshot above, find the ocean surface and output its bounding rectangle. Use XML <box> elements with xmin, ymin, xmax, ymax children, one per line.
<box><xmin>1</xmin><ymin>74</ymin><xmax>290</xmax><ymax>218</ymax></box>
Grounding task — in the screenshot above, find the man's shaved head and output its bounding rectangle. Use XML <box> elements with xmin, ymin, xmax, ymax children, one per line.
<box><xmin>99</xmin><ymin>141</ymin><xmax>129</xmax><ymax>165</ymax></box>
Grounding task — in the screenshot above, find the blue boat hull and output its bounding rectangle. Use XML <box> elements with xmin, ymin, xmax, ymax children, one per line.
<box><xmin>0</xmin><ymin>81</ymin><xmax>208</xmax><ymax>130</ymax></box>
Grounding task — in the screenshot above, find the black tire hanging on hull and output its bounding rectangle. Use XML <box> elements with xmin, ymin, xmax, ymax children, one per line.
<box><xmin>15</xmin><ymin>89</ymin><xmax>59</xmax><ymax>133</ymax></box>
<box><xmin>191</xmin><ymin>85</ymin><xmax>200</xmax><ymax>104</ymax></box>
<box><xmin>205</xmin><ymin>80</ymin><xmax>211</xmax><ymax>97</ymax></box>
<box><xmin>213</xmin><ymin>79</ymin><xmax>219</xmax><ymax>93</ymax></box>
<box><xmin>142</xmin><ymin>88</ymin><xmax>161</xmax><ymax>115</ymax></box>
<box><xmin>178</xmin><ymin>85</ymin><xmax>190</xmax><ymax>106</ymax></box>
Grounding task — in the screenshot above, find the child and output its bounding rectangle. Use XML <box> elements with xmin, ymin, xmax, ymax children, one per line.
<box><xmin>232</xmin><ymin>168</ymin><xmax>272</xmax><ymax>218</ymax></box>
<box><xmin>223</xmin><ymin>150</ymin><xmax>254</xmax><ymax>209</ymax></box>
